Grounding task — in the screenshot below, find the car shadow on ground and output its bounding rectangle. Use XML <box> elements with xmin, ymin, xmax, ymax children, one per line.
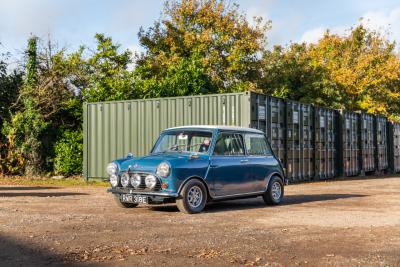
<box><xmin>149</xmin><ymin>193</ymin><xmax>368</xmax><ymax>213</ymax></box>
<box><xmin>0</xmin><ymin>234</ymin><xmax>74</xmax><ymax>267</ymax></box>
<box><xmin>0</xmin><ymin>186</ymin><xmax>61</xmax><ymax>191</ymax></box>
<box><xmin>0</xmin><ymin>192</ymin><xmax>88</xmax><ymax>197</ymax></box>
<box><xmin>0</xmin><ymin>186</ymin><xmax>88</xmax><ymax>197</ymax></box>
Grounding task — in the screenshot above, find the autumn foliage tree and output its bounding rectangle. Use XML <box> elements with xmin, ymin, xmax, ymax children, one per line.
<box><xmin>134</xmin><ymin>0</ymin><xmax>270</xmax><ymax>97</ymax></box>
<box><xmin>261</xmin><ymin>25</ymin><xmax>400</xmax><ymax>121</ymax></box>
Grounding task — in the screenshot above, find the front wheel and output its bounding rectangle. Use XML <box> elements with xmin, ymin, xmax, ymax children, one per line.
<box><xmin>263</xmin><ymin>176</ymin><xmax>284</xmax><ymax>205</ymax></box>
<box><xmin>176</xmin><ymin>179</ymin><xmax>207</xmax><ymax>214</ymax></box>
<box><xmin>113</xmin><ymin>194</ymin><xmax>138</xmax><ymax>208</ymax></box>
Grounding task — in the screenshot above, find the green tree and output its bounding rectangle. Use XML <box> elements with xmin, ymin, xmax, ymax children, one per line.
<box><xmin>0</xmin><ymin>54</ymin><xmax>23</xmax><ymax>124</ymax></box>
<box><xmin>53</xmin><ymin>130</ymin><xmax>83</xmax><ymax>176</ymax></box>
<box><xmin>81</xmin><ymin>34</ymin><xmax>137</xmax><ymax>102</ymax></box>
<box><xmin>1</xmin><ymin>37</ymin><xmax>48</xmax><ymax>175</ymax></box>
<box><xmin>260</xmin><ymin>43</ymin><xmax>343</xmax><ymax>108</ymax></box>
<box><xmin>134</xmin><ymin>0</ymin><xmax>269</xmax><ymax>96</ymax></box>
<box><xmin>134</xmin><ymin>52</ymin><xmax>213</xmax><ymax>97</ymax></box>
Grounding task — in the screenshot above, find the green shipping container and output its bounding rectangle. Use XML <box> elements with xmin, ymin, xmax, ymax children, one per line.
<box><xmin>84</xmin><ymin>92</ymin><xmax>252</xmax><ymax>179</ymax></box>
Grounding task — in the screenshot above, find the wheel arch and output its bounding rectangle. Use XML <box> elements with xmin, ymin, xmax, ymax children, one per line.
<box><xmin>265</xmin><ymin>172</ymin><xmax>285</xmax><ymax>190</ymax></box>
<box><xmin>177</xmin><ymin>176</ymin><xmax>212</xmax><ymax>201</ymax></box>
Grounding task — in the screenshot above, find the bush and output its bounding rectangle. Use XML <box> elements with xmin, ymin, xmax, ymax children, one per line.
<box><xmin>54</xmin><ymin>130</ymin><xmax>83</xmax><ymax>176</ymax></box>
<box><xmin>1</xmin><ymin>100</ymin><xmax>48</xmax><ymax>175</ymax></box>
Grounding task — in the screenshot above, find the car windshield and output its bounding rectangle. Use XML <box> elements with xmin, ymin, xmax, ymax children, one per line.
<box><xmin>152</xmin><ymin>130</ymin><xmax>213</xmax><ymax>154</ymax></box>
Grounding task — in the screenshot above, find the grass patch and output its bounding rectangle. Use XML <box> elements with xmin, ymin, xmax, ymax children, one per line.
<box><xmin>0</xmin><ymin>175</ymin><xmax>109</xmax><ymax>187</ymax></box>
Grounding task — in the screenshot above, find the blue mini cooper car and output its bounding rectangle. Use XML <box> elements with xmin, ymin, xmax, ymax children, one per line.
<box><xmin>107</xmin><ymin>126</ymin><xmax>285</xmax><ymax>213</ymax></box>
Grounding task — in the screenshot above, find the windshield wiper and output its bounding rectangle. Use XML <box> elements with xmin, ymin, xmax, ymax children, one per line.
<box><xmin>176</xmin><ymin>142</ymin><xmax>208</xmax><ymax>153</ymax></box>
<box><xmin>157</xmin><ymin>142</ymin><xmax>208</xmax><ymax>154</ymax></box>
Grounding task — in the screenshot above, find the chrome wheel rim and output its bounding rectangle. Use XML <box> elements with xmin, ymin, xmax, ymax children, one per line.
<box><xmin>187</xmin><ymin>186</ymin><xmax>203</xmax><ymax>208</ymax></box>
<box><xmin>271</xmin><ymin>182</ymin><xmax>282</xmax><ymax>201</ymax></box>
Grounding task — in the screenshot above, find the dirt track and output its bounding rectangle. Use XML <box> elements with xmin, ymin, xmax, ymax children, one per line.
<box><xmin>0</xmin><ymin>177</ymin><xmax>400</xmax><ymax>266</ymax></box>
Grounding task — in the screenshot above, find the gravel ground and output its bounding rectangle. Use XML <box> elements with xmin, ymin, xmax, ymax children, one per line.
<box><xmin>0</xmin><ymin>176</ymin><xmax>399</xmax><ymax>266</ymax></box>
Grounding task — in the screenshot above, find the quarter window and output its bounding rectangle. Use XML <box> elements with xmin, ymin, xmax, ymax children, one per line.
<box><xmin>213</xmin><ymin>133</ymin><xmax>245</xmax><ymax>156</ymax></box>
<box><xmin>245</xmin><ymin>134</ymin><xmax>271</xmax><ymax>156</ymax></box>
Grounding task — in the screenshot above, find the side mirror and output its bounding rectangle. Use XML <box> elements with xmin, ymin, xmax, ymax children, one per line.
<box><xmin>126</xmin><ymin>152</ymin><xmax>134</xmax><ymax>159</ymax></box>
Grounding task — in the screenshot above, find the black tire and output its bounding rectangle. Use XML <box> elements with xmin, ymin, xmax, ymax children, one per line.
<box><xmin>263</xmin><ymin>176</ymin><xmax>284</xmax><ymax>205</ymax></box>
<box><xmin>176</xmin><ymin>179</ymin><xmax>207</xmax><ymax>214</ymax></box>
<box><xmin>113</xmin><ymin>194</ymin><xmax>138</xmax><ymax>208</ymax></box>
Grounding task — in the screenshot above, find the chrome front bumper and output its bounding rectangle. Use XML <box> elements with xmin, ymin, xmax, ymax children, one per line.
<box><xmin>107</xmin><ymin>187</ymin><xmax>179</xmax><ymax>198</ymax></box>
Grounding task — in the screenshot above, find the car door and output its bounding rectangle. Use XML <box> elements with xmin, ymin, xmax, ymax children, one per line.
<box><xmin>207</xmin><ymin>132</ymin><xmax>253</xmax><ymax>196</ymax></box>
<box><xmin>244</xmin><ymin>133</ymin><xmax>276</xmax><ymax>192</ymax></box>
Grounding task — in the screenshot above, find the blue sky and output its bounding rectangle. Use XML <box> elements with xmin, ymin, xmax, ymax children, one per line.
<box><xmin>0</xmin><ymin>0</ymin><xmax>399</xmax><ymax>61</ymax></box>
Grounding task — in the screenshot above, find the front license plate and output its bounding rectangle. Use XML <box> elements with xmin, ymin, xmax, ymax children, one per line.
<box><xmin>121</xmin><ymin>194</ymin><xmax>147</xmax><ymax>204</ymax></box>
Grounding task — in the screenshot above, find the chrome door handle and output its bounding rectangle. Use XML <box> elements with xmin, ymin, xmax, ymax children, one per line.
<box><xmin>240</xmin><ymin>159</ymin><xmax>248</xmax><ymax>163</ymax></box>
<box><xmin>210</xmin><ymin>164</ymin><xmax>219</xmax><ymax>168</ymax></box>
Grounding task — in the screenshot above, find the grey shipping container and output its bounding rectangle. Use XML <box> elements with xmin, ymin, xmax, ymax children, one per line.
<box><xmin>314</xmin><ymin>107</ymin><xmax>338</xmax><ymax>179</ymax></box>
<box><xmin>388</xmin><ymin>121</ymin><xmax>400</xmax><ymax>173</ymax></box>
<box><xmin>359</xmin><ymin>113</ymin><xmax>376</xmax><ymax>173</ymax></box>
<box><xmin>375</xmin><ymin>116</ymin><xmax>388</xmax><ymax>172</ymax></box>
<box><xmin>285</xmin><ymin>101</ymin><xmax>314</xmax><ymax>182</ymax></box>
<box><xmin>250</xmin><ymin>93</ymin><xmax>286</xmax><ymax>170</ymax></box>
<box><xmin>339</xmin><ymin>111</ymin><xmax>360</xmax><ymax>176</ymax></box>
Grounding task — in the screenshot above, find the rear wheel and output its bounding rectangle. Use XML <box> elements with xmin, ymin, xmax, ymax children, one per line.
<box><xmin>176</xmin><ymin>179</ymin><xmax>207</xmax><ymax>214</ymax></box>
<box><xmin>263</xmin><ymin>176</ymin><xmax>284</xmax><ymax>205</ymax></box>
<box><xmin>113</xmin><ymin>194</ymin><xmax>138</xmax><ymax>208</ymax></box>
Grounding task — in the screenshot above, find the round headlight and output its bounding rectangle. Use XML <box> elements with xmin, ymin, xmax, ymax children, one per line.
<box><xmin>130</xmin><ymin>173</ymin><xmax>141</xmax><ymax>188</ymax></box>
<box><xmin>145</xmin><ymin>174</ymin><xmax>157</xmax><ymax>189</ymax></box>
<box><xmin>106</xmin><ymin>162</ymin><xmax>118</xmax><ymax>175</ymax></box>
<box><xmin>120</xmin><ymin>172</ymin><xmax>130</xmax><ymax>187</ymax></box>
<box><xmin>156</xmin><ymin>162</ymin><xmax>170</xmax><ymax>177</ymax></box>
<box><xmin>109</xmin><ymin>174</ymin><xmax>119</xmax><ymax>187</ymax></box>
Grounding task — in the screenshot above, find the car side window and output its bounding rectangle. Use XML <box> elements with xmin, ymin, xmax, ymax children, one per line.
<box><xmin>213</xmin><ymin>133</ymin><xmax>245</xmax><ymax>156</ymax></box>
<box><xmin>244</xmin><ymin>134</ymin><xmax>271</xmax><ymax>156</ymax></box>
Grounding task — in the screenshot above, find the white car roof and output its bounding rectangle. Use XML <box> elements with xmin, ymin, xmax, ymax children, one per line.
<box><xmin>164</xmin><ymin>125</ymin><xmax>264</xmax><ymax>134</ymax></box>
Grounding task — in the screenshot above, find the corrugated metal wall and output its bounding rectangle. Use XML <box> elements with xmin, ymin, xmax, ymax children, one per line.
<box><xmin>360</xmin><ymin>113</ymin><xmax>376</xmax><ymax>173</ymax></box>
<box><xmin>84</xmin><ymin>93</ymin><xmax>251</xmax><ymax>178</ymax></box>
<box><xmin>249</xmin><ymin>94</ymin><xmax>338</xmax><ymax>182</ymax></box>
<box><xmin>286</xmin><ymin>101</ymin><xmax>314</xmax><ymax>182</ymax></box>
<box><xmin>375</xmin><ymin>116</ymin><xmax>388</xmax><ymax>171</ymax></box>
<box><xmin>388</xmin><ymin>122</ymin><xmax>400</xmax><ymax>173</ymax></box>
<box><xmin>250</xmin><ymin>94</ymin><xmax>286</xmax><ymax>169</ymax></box>
<box><xmin>339</xmin><ymin>111</ymin><xmax>360</xmax><ymax>176</ymax></box>
<box><xmin>314</xmin><ymin>107</ymin><xmax>338</xmax><ymax>180</ymax></box>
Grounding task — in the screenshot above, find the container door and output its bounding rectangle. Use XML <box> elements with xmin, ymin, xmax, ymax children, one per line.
<box><xmin>395</xmin><ymin>124</ymin><xmax>400</xmax><ymax>172</ymax></box>
<box><xmin>315</xmin><ymin>108</ymin><xmax>338</xmax><ymax>180</ymax></box>
<box><xmin>375</xmin><ymin>116</ymin><xmax>388</xmax><ymax>171</ymax></box>
<box><xmin>360</xmin><ymin>113</ymin><xmax>375</xmax><ymax>173</ymax></box>
<box><xmin>339</xmin><ymin>111</ymin><xmax>360</xmax><ymax>176</ymax></box>
<box><xmin>207</xmin><ymin>133</ymin><xmax>252</xmax><ymax>196</ymax></box>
